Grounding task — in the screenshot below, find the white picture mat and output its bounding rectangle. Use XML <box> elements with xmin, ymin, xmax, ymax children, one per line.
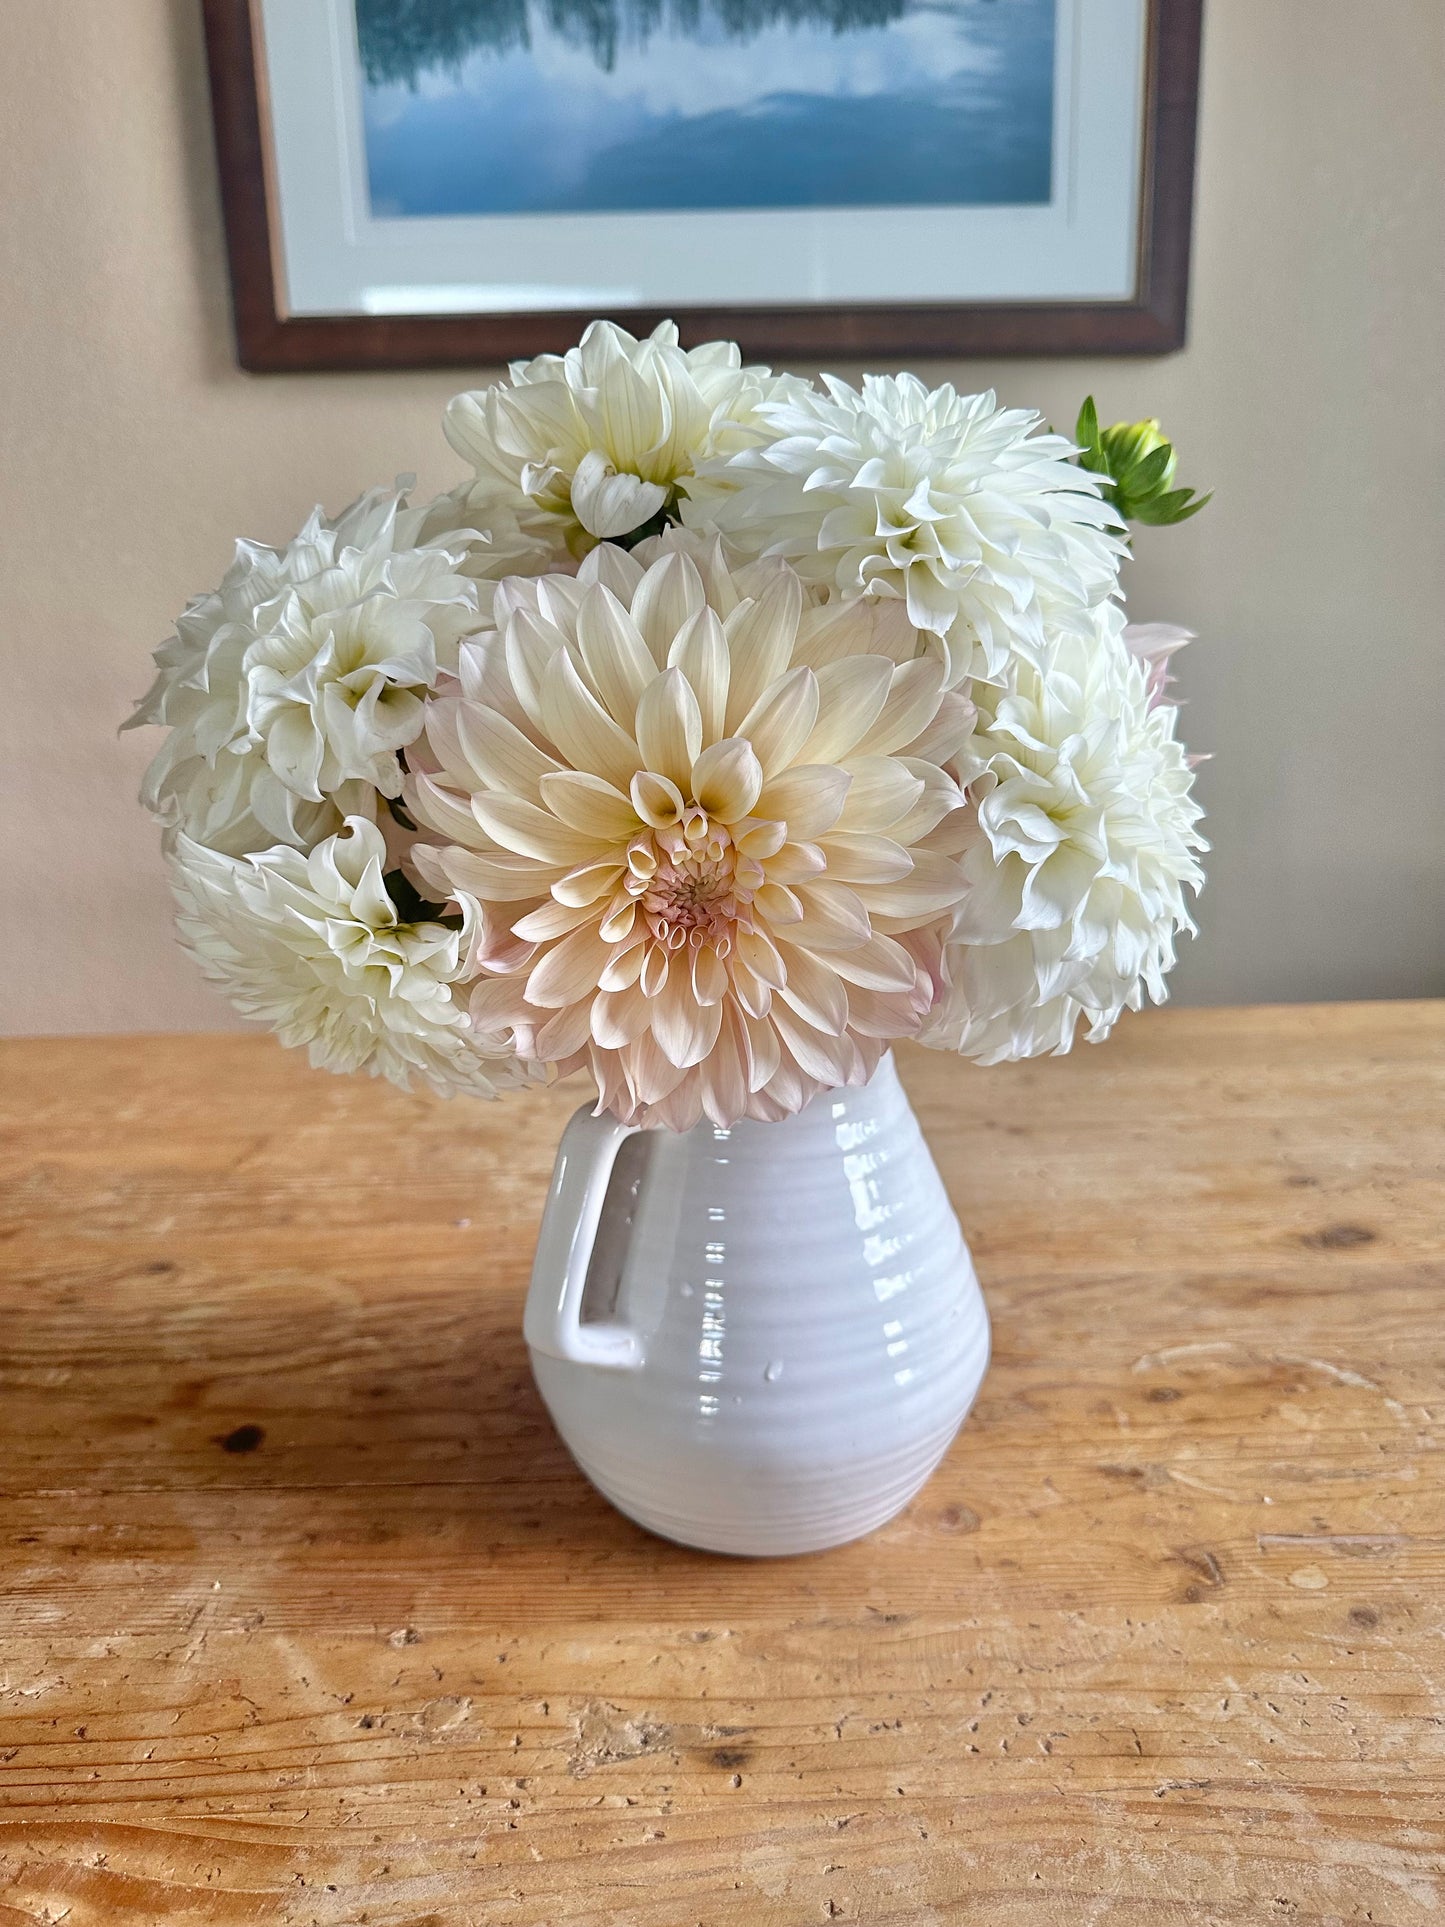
<box><xmin>258</xmin><ymin>0</ymin><xmax>1148</xmax><ymax>317</ymax></box>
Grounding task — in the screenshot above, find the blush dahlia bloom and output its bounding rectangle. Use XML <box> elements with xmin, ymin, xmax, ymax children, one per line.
<box><xmin>169</xmin><ymin>818</ymin><xmax>527</xmax><ymax>1098</ymax></box>
<box><xmin>127</xmin><ymin>483</ymin><xmax>487</xmax><ymax>857</ymax></box>
<box><xmin>683</xmin><ymin>374</ymin><xmax>1126</xmax><ymax>687</ymax></box>
<box><xmin>406</xmin><ymin>535</ymin><xmax>975</xmax><ymax>1128</ymax></box>
<box><xmin>922</xmin><ymin>606</ymin><xmax>1206</xmax><ymax>1064</ymax></box>
<box><xmin>443</xmin><ymin>320</ymin><xmax>801</xmax><ymax>560</ymax></box>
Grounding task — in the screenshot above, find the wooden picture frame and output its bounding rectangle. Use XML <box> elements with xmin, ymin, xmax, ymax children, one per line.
<box><xmin>201</xmin><ymin>0</ymin><xmax>1203</xmax><ymax>373</ymax></box>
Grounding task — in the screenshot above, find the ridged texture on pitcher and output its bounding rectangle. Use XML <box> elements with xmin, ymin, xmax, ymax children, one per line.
<box><xmin>528</xmin><ymin>1053</ymin><xmax>989</xmax><ymax>1555</ymax></box>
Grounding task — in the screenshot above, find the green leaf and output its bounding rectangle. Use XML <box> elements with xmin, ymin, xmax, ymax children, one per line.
<box><xmin>1074</xmin><ymin>394</ymin><xmax>1101</xmax><ymax>459</ymax></box>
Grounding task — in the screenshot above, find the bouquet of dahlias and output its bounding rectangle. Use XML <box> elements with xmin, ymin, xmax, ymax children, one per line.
<box><xmin>128</xmin><ymin>322</ymin><xmax>1207</xmax><ymax>1131</ymax></box>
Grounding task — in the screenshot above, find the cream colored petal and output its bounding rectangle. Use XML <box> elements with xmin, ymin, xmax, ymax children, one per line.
<box><xmin>825</xmin><ymin>930</ymin><xmax>922</xmax><ymax>992</ymax></box>
<box><xmin>834</xmin><ymin>756</ymin><xmax>926</xmax><ymax>834</ymax></box>
<box><xmin>853</xmin><ymin>849</ymin><xmax>963</xmax><ymax>919</ymax></box>
<box><xmin>722</xmin><ymin>567</ymin><xmax>804</xmax><ymax>731</ymax></box>
<box><xmin>511</xmin><ymin>896</ymin><xmax>596</xmax><ymax>943</ymax></box>
<box><xmin>690</xmin><ymin>738</ymin><xmax>763</xmax><ymax>823</ymax></box>
<box><xmin>598</xmin><ymin>896</ymin><xmax>638</xmax><ymax>943</ymax></box>
<box><xmin>577</xmin><ymin>540</ymin><xmax>646</xmax><ymax>602</ymax></box>
<box><xmin>701</xmin><ymin>1005</ymin><xmax>751</xmax><ymax>1126</ymax></box>
<box><xmin>854</xmin><ymin>659</ymin><xmax>947</xmax><ymax>756</ymax></box>
<box><xmin>761</xmin><ymin>840</ymin><xmax>826</xmax><ymax>885</ymax></box>
<box><xmin>734</xmin><ymin>817</ymin><xmax>787</xmax><ymax>859</ymax></box>
<box><xmin>439</xmin><ymin>846</ymin><xmax>566</xmax><ymax>903</ymax></box>
<box><xmin>668</xmin><ymin>607</ymin><xmax>729</xmax><ymax>742</ymax></box>
<box><xmin>774</xmin><ymin>944</ymin><xmax>849</xmax><ymax>1036</ymax></box>
<box><xmin>816</xmin><ymin>831</ymin><xmax>914</xmax><ymax>884</ymax></box>
<box><xmin>790</xmin><ymin>880</ymin><xmax>872</xmax><ymax>951</ymax></box>
<box><xmin>472</xmin><ymin>791</ymin><xmax>608</xmax><ymax>864</ymax></box>
<box><xmin>539</xmin><ymin>768</ymin><xmax>638</xmax><ymax>840</ymax></box>
<box><xmin>631</xmin><ymin>551</ymin><xmax>705</xmax><ymax>664</ymax></box>
<box><xmin>650</xmin><ymin>966</ymin><xmax>725</xmax><ymax>1069</ymax></box>
<box><xmin>570</xmin><ymin>450</ymin><xmax>668</xmax><ymax>540</ymax></box>
<box><xmin>551</xmin><ymin>859</ymin><xmax>627</xmax><ymax>907</ymax></box>
<box><xmin>539</xmin><ymin>648</ymin><xmax>641</xmax><ymax>790</ymax></box>
<box><xmin>631</xmin><ymin>770</ymin><xmax>686</xmax><ymax>828</ymax></box>
<box><xmin>756</xmin><ymin>763</ymin><xmax>851</xmax><ymax>840</ymax></box>
<box><xmin>691</xmin><ymin>944</ymin><xmax>728</xmax><ymax>1006</ymax></box>
<box><xmin>771</xmin><ymin>1004</ymin><xmax>854</xmax><ymax>1082</ymax></box>
<box><xmin>635</xmin><ymin>665</ymin><xmax>703</xmax><ymax>790</ymax></box>
<box><xmin>405</xmin><ymin>769</ymin><xmax>482</xmax><ymax>845</ymax></box>
<box><xmin>452</xmin><ymin>701</ymin><xmax>561</xmax><ymax>801</ymax></box>
<box><xmin>524</xmin><ymin>920</ymin><xmax>610</xmax><ymax>1008</ymax></box>
<box><xmin>534</xmin><ymin>998</ymin><xmax>596</xmax><ymax>1060</ymax></box>
<box><xmin>799</xmin><ymin>656</ymin><xmax>894</xmax><ymax>764</ymax></box>
<box><xmin>639</xmin><ymin>943</ymin><xmax>670</xmax><ymax>998</ymax></box>
<box><xmin>504</xmin><ymin>609</ymin><xmax>565</xmax><ymax>734</ymax></box>
<box><xmin>735</xmin><ymin>925</ymin><xmax>787</xmax><ymax>989</ymax></box>
<box><xmin>626</xmin><ymin>1030</ymin><xmax>691</xmax><ymax>1104</ymax></box>
<box><xmin>840</xmin><ymin>981</ymin><xmax>924</xmax><ymax>1039</ymax></box>
<box><xmin>591</xmin><ymin>982</ymin><xmax>653</xmax><ymax>1048</ymax></box>
<box><xmin>754</xmin><ymin>880</ymin><xmax>804</xmax><ymax>925</ymax></box>
<box><xmin>892</xmin><ymin>759</ymin><xmax>967</xmax><ymax>842</ymax></box>
<box><xmin>575</xmin><ymin>583</ymin><xmax>656</xmax><ymax>728</ymax></box>
<box><xmin>736</xmin><ymin>666</ymin><xmax>819</xmax><ymax>779</ymax></box>
<box><xmin>742</xmin><ymin>1010</ymin><xmax>781</xmax><ymax>1090</ymax></box>
<box><xmin>598</xmin><ymin>938</ymin><xmax>646</xmax><ymax>990</ymax></box>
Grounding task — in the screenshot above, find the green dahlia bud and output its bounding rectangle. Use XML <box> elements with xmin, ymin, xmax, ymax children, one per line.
<box><xmin>1074</xmin><ymin>396</ymin><xmax>1211</xmax><ymax>527</ymax></box>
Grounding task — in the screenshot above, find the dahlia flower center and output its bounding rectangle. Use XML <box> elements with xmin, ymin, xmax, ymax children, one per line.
<box><xmin>626</xmin><ymin>809</ymin><xmax>757</xmax><ymax>955</ymax></box>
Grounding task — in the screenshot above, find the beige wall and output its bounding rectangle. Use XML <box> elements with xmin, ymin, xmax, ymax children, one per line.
<box><xmin>3</xmin><ymin>0</ymin><xmax>1442</xmax><ymax>1035</ymax></box>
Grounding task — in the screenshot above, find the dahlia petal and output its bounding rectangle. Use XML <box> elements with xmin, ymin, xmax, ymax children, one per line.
<box><xmin>439</xmin><ymin>846</ymin><xmax>567</xmax><ymax>903</ymax></box>
<box><xmin>635</xmin><ymin>665</ymin><xmax>703</xmax><ymax>789</ymax></box>
<box><xmin>598</xmin><ymin>939</ymin><xmax>646</xmax><ymax>990</ymax></box>
<box><xmin>577</xmin><ymin>540</ymin><xmax>646</xmax><ymax>603</ymax></box>
<box><xmin>631</xmin><ymin>551</ymin><xmax>705</xmax><ymax>664</ymax></box>
<box><xmin>668</xmin><ymin>607</ymin><xmax>730</xmax><ymax>742</ymax></box>
<box><xmin>754</xmin><ymin>881</ymin><xmax>804</xmax><ymax>925</ymax></box>
<box><xmin>834</xmin><ymin>757</ymin><xmax>926</xmax><ymax>834</ymax></box>
<box><xmin>856</xmin><ymin>849</ymin><xmax>965</xmax><ymax>919</ymax></box>
<box><xmin>736</xmin><ymin>666</ymin><xmax>820</xmax><ymax>779</ymax></box>
<box><xmin>510</xmin><ymin>897</ymin><xmax>596</xmax><ymax>942</ymax></box>
<box><xmin>855</xmin><ymin>659</ymin><xmax>947</xmax><ymax>757</ymax></box>
<box><xmin>722</xmin><ymin>567</ymin><xmax>804</xmax><ymax>730</ymax></box>
<box><xmin>533</xmin><ymin>996</ymin><xmax>597</xmax><ymax>1058</ymax></box>
<box><xmin>801</xmin><ymin>655</ymin><xmax>894</xmax><ymax>762</ymax></box>
<box><xmin>791</xmin><ymin>880</ymin><xmax>872</xmax><ymax>951</ymax></box>
<box><xmin>551</xmin><ymin>860</ymin><xmax>626</xmax><ymax>907</ymax></box>
<box><xmin>540</xmin><ymin>648</ymin><xmax>640</xmax><ymax>790</ymax></box>
<box><xmin>651</xmin><ymin>969</ymin><xmax>725</xmax><ymax>1068</ymax></box>
<box><xmin>742</xmin><ymin>1010</ymin><xmax>781</xmax><ymax>1090</ymax></box>
<box><xmin>825</xmin><ymin>931</ymin><xmax>920</xmax><ymax>992</ymax></box>
<box><xmin>771</xmin><ymin>1003</ymin><xmax>854</xmax><ymax>1080</ymax></box>
<box><xmin>538</xmin><ymin>769</ymin><xmax>638</xmax><ymax>840</ymax></box>
<box><xmin>690</xmin><ymin>738</ymin><xmax>763</xmax><ymax>823</ymax></box>
<box><xmin>405</xmin><ymin>769</ymin><xmax>483</xmax><ymax>845</ymax></box>
<box><xmin>575</xmin><ymin>584</ymin><xmax>656</xmax><ymax>727</ymax></box>
<box><xmin>816</xmin><ymin>831</ymin><xmax>914</xmax><ymax>884</ymax></box>
<box><xmin>631</xmin><ymin>769</ymin><xmax>686</xmax><ymax>828</ymax></box>
<box><xmin>524</xmin><ymin>920</ymin><xmax>611</xmax><ymax>1008</ymax></box>
<box><xmin>756</xmin><ymin>764</ymin><xmax>851</xmax><ymax>840</ymax></box>
<box><xmin>450</xmin><ymin>701</ymin><xmax>561</xmax><ymax>801</ymax></box>
<box><xmin>471</xmin><ymin>791</ymin><xmax>608</xmax><ymax>864</ymax></box>
<box><xmin>761</xmin><ymin>840</ymin><xmax>826</xmax><ymax>885</ymax></box>
<box><xmin>690</xmin><ymin>944</ymin><xmax>728</xmax><ymax>1006</ymax></box>
<box><xmin>774</xmin><ymin>944</ymin><xmax>849</xmax><ymax>1036</ymax></box>
<box><xmin>592</xmin><ymin>983</ymin><xmax>653</xmax><ymax>1047</ymax></box>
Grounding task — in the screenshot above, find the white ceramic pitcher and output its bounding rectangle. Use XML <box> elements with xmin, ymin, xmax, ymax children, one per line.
<box><xmin>524</xmin><ymin>1053</ymin><xmax>989</xmax><ymax>1555</ymax></box>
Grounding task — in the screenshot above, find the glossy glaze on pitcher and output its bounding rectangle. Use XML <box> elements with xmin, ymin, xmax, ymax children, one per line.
<box><xmin>525</xmin><ymin>1054</ymin><xmax>989</xmax><ymax>1556</ymax></box>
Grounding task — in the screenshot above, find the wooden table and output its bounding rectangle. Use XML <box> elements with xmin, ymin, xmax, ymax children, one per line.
<box><xmin>1</xmin><ymin>1005</ymin><xmax>1441</xmax><ymax>1925</ymax></box>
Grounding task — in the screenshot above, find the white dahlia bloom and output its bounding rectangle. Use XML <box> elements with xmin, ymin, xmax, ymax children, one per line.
<box><xmin>406</xmin><ymin>535</ymin><xmax>976</xmax><ymax>1129</ymax></box>
<box><xmin>169</xmin><ymin>817</ymin><xmax>526</xmax><ymax>1098</ymax></box>
<box><xmin>443</xmin><ymin>320</ymin><xmax>803</xmax><ymax>560</ymax></box>
<box><xmin>683</xmin><ymin>374</ymin><xmax>1126</xmax><ymax>687</ymax></box>
<box><xmin>923</xmin><ymin>605</ymin><xmax>1206</xmax><ymax>1064</ymax></box>
<box><xmin>128</xmin><ymin>482</ymin><xmax>487</xmax><ymax>857</ymax></box>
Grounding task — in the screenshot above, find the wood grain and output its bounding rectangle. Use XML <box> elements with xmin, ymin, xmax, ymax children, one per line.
<box><xmin>0</xmin><ymin>1005</ymin><xmax>1441</xmax><ymax>1925</ymax></box>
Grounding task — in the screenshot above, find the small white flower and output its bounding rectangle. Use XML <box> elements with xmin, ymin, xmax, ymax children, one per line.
<box><xmin>683</xmin><ymin>374</ymin><xmax>1126</xmax><ymax>686</ymax></box>
<box><xmin>128</xmin><ymin>482</ymin><xmax>487</xmax><ymax>856</ymax></box>
<box><xmin>923</xmin><ymin>605</ymin><xmax>1206</xmax><ymax>1062</ymax></box>
<box><xmin>169</xmin><ymin>817</ymin><xmax>528</xmax><ymax>1099</ymax></box>
<box><xmin>443</xmin><ymin>319</ymin><xmax>803</xmax><ymax>558</ymax></box>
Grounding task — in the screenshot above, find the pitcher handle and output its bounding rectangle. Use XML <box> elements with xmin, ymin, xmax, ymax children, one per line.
<box><xmin>524</xmin><ymin>1107</ymin><xmax>645</xmax><ymax>1370</ymax></box>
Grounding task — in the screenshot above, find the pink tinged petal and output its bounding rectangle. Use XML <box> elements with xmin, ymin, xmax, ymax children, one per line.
<box><xmin>701</xmin><ymin>1005</ymin><xmax>752</xmax><ymax>1127</ymax></box>
<box><xmin>599</xmin><ymin>939</ymin><xmax>646</xmax><ymax>990</ymax></box>
<box><xmin>631</xmin><ymin>551</ymin><xmax>705</xmax><ymax>665</ymax></box>
<box><xmin>756</xmin><ymin>764</ymin><xmax>851</xmax><ymax>840</ymax></box>
<box><xmin>753</xmin><ymin>881</ymin><xmax>804</xmax><ymax>925</ymax></box>
<box><xmin>440</xmin><ymin>846</ymin><xmax>567</xmax><ymax>903</ymax></box>
<box><xmin>626</xmin><ymin>1031</ymin><xmax>691</xmax><ymax>1105</ymax></box>
<box><xmin>471</xmin><ymin>790</ymin><xmax>609</xmax><ymax>864</ymax></box>
<box><xmin>690</xmin><ymin>737</ymin><xmax>764</xmax><ymax>823</ymax></box>
<box><xmin>899</xmin><ymin>687</ymin><xmax>976</xmax><ymax>764</ymax></box>
<box><xmin>405</xmin><ymin>769</ymin><xmax>481</xmax><ymax>845</ymax></box>
<box><xmin>730</xmin><ymin>962</ymin><xmax>772</xmax><ymax>1020</ymax></box>
<box><xmin>551</xmin><ymin>859</ymin><xmax>627</xmax><ymax>907</ymax></box>
<box><xmin>722</xmin><ymin>567</ymin><xmax>805</xmax><ymax>731</ymax></box>
<box><xmin>834</xmin><ymin>756</ymin><xmax>925</xmax><ymax>833</ymax></box>
<box><xmin>691</xmin><ymin>944</ymin><xmax>728</xmax><ymax>1006</ymax></box>
<box><xmin>770</xmin><ymin>1004</ymin><xmax>854</xmax><ymax>1082</ymax></box>
<box><xmin>533</xmin><ymin>997</ymin><xmax>597</xmax><ymax>1059</ymax></box>
<box><xmin>668</xmin><ymin>607</ymin><xmax>730</xmax><ymax>742</ymax></box>
<box><xmin>524</xmin><ymin>921</ymin><xmax>610</xmax><ymax>1008</ymax></box>
<box><xmin>743</xmin><ymin>1011</ymin><xmax>781</xmax><ymax>1090</ymax></box>
<box><xmin>598</xmin><ymin>897</ymin><xmax>638</xmax><ymax>943</ymax></box>
<box><xmin>800</xmin><ymin>656</ymin><xmax>894</xmax><ymax>763</ymax></box>
<box><xmin>467</xmin><ymin>976</ymin><xmax>531</xmax><ymax>1027</ymax></box>
<box><xmin>791</xmin><ymin>880</ymin><xmax>872</xmax><ymax>951</ymax></box>
<box><xmin>650</xmin><ymin>969</ymin><xmax>725</xmax><ymax>1068</ymax></box>
<box><xmin>774</xmin><ymin>944</ymin><xmax>849</xmax><ymax>1035</ymax></box>
<box><xmin>639</xmin><ymin>943</ymin><xmax>670</xmax><ymax>998</ymax></box>
<box><xmin>540</xmin><ymin>648</ymin><xmax>641</xmax><ymax>791</ymax></box>
<box><xmin>843</xmin><ymin>982</ymin><xmax>925</xmax><ymax>1038</ymax></box>
<box><xmin>539</xmin><ymin>768</ymin><xmax>638</xmax><ymax>839</ymax></box>
<box><xmin>452</xmin><ymin>702</ymin><xmax>561</xmax><ymax>801</ymax></box>
<box><xmin>591</xmin><ymin>983</ymin><xmax>653</xmax><ymax>1048</ymax></box>
<box><xmin>631</xmin><ymin>769</ymin><xmax>686</xmax><ymax>828</ymax></box>
<box><xmin>735</xmin><ymin>926</ymin><xmax>786</xmax><ymax>990</ymax></box>
<box><xmin>577</xmin><ymin>540</ymin><xmax>646</xmax><ymax>603</ymax></box>
<box><xmin>575</xmin><ymin>584</ymin><xmax>656</xmax><ymax>727</ymax></box>
<box><xmin>855</xmin><ymin>849</ymin><xmax>964</xmax><ymax>920</ymax></box>
<box><xmin>761</xmin><ymin>840</ymin><xmax>826</xmax><ymax>885</ymax></box>
<box><xmin>510</xmin><ymin>897</ymin><xmax>597</xmax><ymax>942</ymax></box>
<box><xmin>816</xmin><ymin>831</ymin><xmax>914</xmax><ymax>884</ymax></box>
<box><xmin>825</xmin><ymin>930</ymin><xmax>921</xmax><ymax>991</ymax></box>
<box><xmin>635</xmin><ymin>665</ymin><xmax>703</xmax><ymax>789</ymax></box>
<box><xmin>737</xmin><ymin>666</ymin><xmax>820</xmax><ymax>779</ymax></box>
<box><xmin>854</xmin><ymin>659</ymin><xmax>947</xmax><ymax>756</ymax></box>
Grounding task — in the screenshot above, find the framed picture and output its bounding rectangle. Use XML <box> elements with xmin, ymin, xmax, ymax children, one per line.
<box><xmin>202</xmin><ymin>0</ymin><xmax>1202</xmax><ymax>371</ymax></box>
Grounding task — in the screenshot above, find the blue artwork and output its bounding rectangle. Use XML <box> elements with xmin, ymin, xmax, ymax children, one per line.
<box><xmin>356</xmin><ymin>0</ymin><xmax>1055</xmax><ymax>218</ymax></box>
